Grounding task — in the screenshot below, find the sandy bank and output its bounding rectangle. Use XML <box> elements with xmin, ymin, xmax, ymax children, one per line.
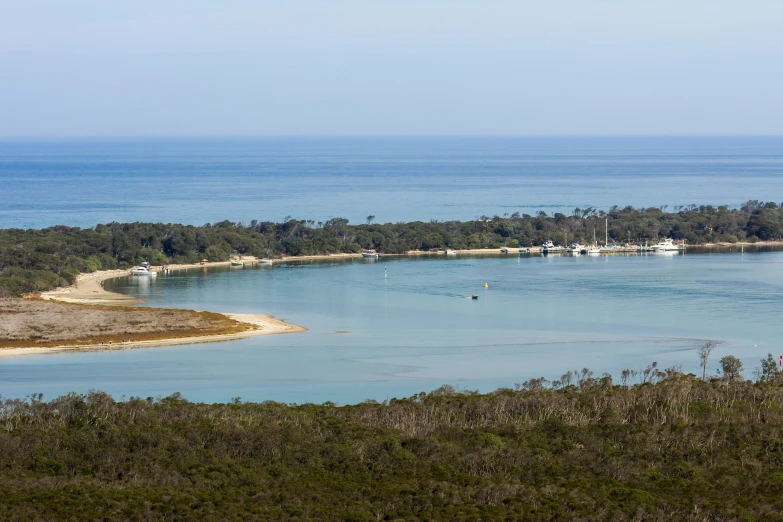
<box><xmin>0</xmin><ymin>313</ymin><xmax>306</xmax><ymax>358</ymax></box>
<box><xmin>39</xmin><ymin>256</ymin><xmax>261</xmax><ymax>305</ymax></box>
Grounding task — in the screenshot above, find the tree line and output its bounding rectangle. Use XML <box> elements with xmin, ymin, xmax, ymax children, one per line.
<box><xmin>2</xmin><ymin>200</ymin><xmax>782</xmax><ymax>296</ymax></box>
<box><xmin>0</xmin><ymin>352</ymin><xmax>782</xmax><ymax>520</ymax></box>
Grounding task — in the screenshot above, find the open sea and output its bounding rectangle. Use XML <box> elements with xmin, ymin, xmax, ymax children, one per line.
<box><xmin>1</xmin><ymin>137</ymin><xmax>783</xmax><ymax>404</ymax></box>
<box><xmin>2</xmin><ymin>136</ymin><xmax>783</xmax><ymax>228</ymax></box>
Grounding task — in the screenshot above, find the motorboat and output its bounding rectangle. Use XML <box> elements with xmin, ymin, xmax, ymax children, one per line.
<box><xmin>541</xmin><ymin>240</ymin><xmax>563</xmax><ymax>253</ymax></box>
<box><xmin>471</xmin><ymin>294</ymin><xmax>479</xmax><ymax>300</ymax></box>
<box><xmin>130</xmin><ymin>266</ymin><xmax>156</xmax><ymax>276</ymax></box>
<box><xmin>445</xmin><ymin>249</ymin><xmax>457</xmax><ymax>256</ymax></box>
<box><xmin>580</xmin><ymin>245</ymin><xmax>601</xmax><ymax>255</ymax></box>
<box><xmin>568</xmin><ymin>243</ymin><xmax>585</xmax><ymax>254</ymax></box>
<box><xmin>651</xmin><ymin>238</ymin><xmax>681</xmax><ymax>252</ymax></box>
<box><xmin>258</xmin><ymin>258</ymin><xmax>273</xmax><ymax>265</ymax></box>
<box><xmin>361</xmin><ymin>250</ymin><xmax>380</xmax><ymax>259</ymax></box>
<box><xmin>230</xmin><ymin>259</ymin><xmax>244</xmax><ymax>267</ymax></box>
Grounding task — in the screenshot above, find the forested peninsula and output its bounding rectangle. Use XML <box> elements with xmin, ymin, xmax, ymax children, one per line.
<box><xmin>2</xmin><ymin>363</ymin><xmax>783</xmax><ymax>520</ymax></box>
<box><xmin>2</xmin><ymin>200</ymin><xmax>782</xmax><ymax>296</ymax></box>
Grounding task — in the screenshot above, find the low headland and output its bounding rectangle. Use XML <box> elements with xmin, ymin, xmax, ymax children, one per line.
<box><xmin>3</xmin><ymin>201</ymin><xmax>783</xmax><ymax>297</ymax></box>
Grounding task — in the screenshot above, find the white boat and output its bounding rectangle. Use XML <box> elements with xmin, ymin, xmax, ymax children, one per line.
<box><xmin>445</xmin><ymin>249</ymin><xmax>457</xmax><ymax>256</ymax></box>
<box><xmin>651</xmin><ymin>238</ymin><xmax>681</xmax><ymax>252</ymax></box>
<box><xmin>568</xmin><ymin>243</ymin><xmax>585</xmax><ymax>254</ymax></box>
<box><xmin>130</xmin><ymin>266</ymin><xmax>156</xmax><ymax>276</ymax></box>
<box><xmin>541</xmin><ymin>240</ymin><xmax>564</xmax><ymax>253</ymax></box>
<box><xmin>258</xmin><ymin>258</ymin><xmax>273</xmax><ymax>265</ymax></box>
<box><xmin>361</xmin><ymin>250</ymin><xmax>380</xmax><ymax>259</ymax></box>
<box><xmin>579</xmin><ymin>245</ymin><xmax>601</xmax><ymax>255</ymax></box>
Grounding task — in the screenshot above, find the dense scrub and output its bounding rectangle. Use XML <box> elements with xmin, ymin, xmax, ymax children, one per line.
<box><xmin>0</xmin><ymin>299</ymin><xmax>250</xmax><ymax>347</ymax></box>
<box><xmin>2</xmin><ymin>368</ymin><xmax>783</xmax><ymax>520</ymax></box>
<box><xmin>2</xmin><ymin>200</ymin><xmax>783</xmax><ymax>296</ymax></box>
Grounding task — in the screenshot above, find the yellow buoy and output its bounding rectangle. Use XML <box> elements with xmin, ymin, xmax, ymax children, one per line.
<box><xmin>483</xmin><ymin>283</ymin><xmax>488</xmax><ymax>288</ymax></box>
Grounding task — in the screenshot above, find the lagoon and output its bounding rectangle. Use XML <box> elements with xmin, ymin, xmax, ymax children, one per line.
<box><xmin>1</xmin><ymin>250</ymin><xmax>781</xmax><ymax>404</ymax></box>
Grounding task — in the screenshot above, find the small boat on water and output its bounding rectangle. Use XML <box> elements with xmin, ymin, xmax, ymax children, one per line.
<box><xmin>258</xmin><ymin>258</ymin><xmax>273</xmax><ymax>265</ymax></box>
<box><xmin>541</xmin><ymin>240</ymin><xmax>564</xmax><ymax>254</ymax></box>
<box><xmin>230</xmin><ymin>259</ymin><xmax>244</xmax><ymax>267</ymax></box>
<box><xmin>568</xmin><ymin>243</ymin><xmax>585</xmax><ymax>254</ymax></box>
<box><xmin>651</xmin><ymin>238</ymin><xmax>682</xmax><ymax>252</ymax></box>
<box><xmin>130</xmin><ymin>264</ymin><xmax>156</xmax><ymax>276</ymax></box>
<box><xmin>446</xmin><ymin>249</ymin><xmax>457</xmax><ymax>256</ymax></box>
<box><xmin>580</xmin><ymin>245</ymin><xmax>601</xmax><ymax>255</ymax></box>
<box><xmin>471</xmin><ymin>294</ymin><xmax>479</xmax><ymax>300</ymax></box>
<box><xmin>361</xmin><ymin>250</ymin><xmax>380</xmax><ymax>259</ymax></box>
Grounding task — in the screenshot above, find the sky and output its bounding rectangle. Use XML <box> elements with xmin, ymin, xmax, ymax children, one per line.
<box><xmin>1</xmin><ymin>0</ymin><xmax>782</xmax><ymax>137</ymax></box>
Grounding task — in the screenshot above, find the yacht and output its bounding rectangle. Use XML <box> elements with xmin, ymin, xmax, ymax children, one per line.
<box><xmin>130</xmin><ymin>265</ymin><xmax>156</xmax><ymax>276</ymax></box>
<box><xmin>445</xmin><ymin>249</ymin><xmax>457</xmax><ymax>256</ymax></box>
<box><xmin>651</xmin><ymin>238</ymin><xmax>681</xmax><ymax>252</ymax></box>
<box><xmin>568</xmin><ymin>243</ymin><xmax>585</xmax><ymax>254</ymax></box>
<box><xmin>541</xmin><ymin>240</ymin><xmax>563</xmax><ymax>253</ymax></box>
<box><xmin>580</xmin><ymin>245</ymin><xmax>601</xmax><ymax>255</ymax></box>
<box><xmin>361</xmin><ymin>250</ymin><xmax>380</xmax><ymax>259</ymax></box>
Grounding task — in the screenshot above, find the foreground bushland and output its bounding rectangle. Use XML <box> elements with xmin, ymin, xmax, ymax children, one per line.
<box><xmin>2</xmin><ymin>367</ymin><xmax>783</xmax><ymax>521</ymax></box>
<box><xmin>2</xmin><ymin>200</ymin><xmax>783</xmax><ymax>296</ymax></box>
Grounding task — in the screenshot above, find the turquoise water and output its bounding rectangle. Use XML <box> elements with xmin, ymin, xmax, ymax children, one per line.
<box><xmin>2</xmin><ymin>251</ymin><xmax>781</xmax><ymax>404</ymax></box>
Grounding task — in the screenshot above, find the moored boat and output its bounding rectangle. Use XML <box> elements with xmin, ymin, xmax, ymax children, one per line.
<box><xmin>130</xmin><ymin>265</ymin><xmax>156</xmax><ymax>276</ymax></box>
<box><xmin>361</xmin><ymin>250</ymin><xmax>380</xmax><ymax>259</ymax></box>
<box><xmin>541</xmin><ymin>240</ymin><xmax>563</xmax><ymax>253</ymax></box>
<box><xmin>651</xmin><ymin>238</ymin><xmax>682</xmax><ymax>252</ymax></box>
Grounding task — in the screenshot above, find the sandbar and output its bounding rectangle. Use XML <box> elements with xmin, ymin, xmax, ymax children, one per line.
<box><xmin>14</xmin><ymin>256</ymin><xmax>306</xmax><ymax>357</ymax></box>
<box><xmin>0</xmin><ymin>313</ymin><xmax>305</xmax><ymax>358</ymax></box>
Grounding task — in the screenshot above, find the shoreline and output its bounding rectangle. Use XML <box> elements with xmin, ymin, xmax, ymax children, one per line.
<box><xmin>0</xmin><ymin>313</ymin><xmax>306</xmax><ymax>358</ymax></box>
<box><xmin>20</xmin><ymin>256</ymin><xmax>306</xmax><ymax>358</ymax></box>
<box><xmin>38</xmin><ymin>239</ymin><xmax>783</xmax><ymax>307</ymax></box>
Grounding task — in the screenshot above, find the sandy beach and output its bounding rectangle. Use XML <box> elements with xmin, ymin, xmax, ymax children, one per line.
<box><xmin>11</xmin><ymin>257</ymin><xmax>307</xmax><ymax>358</ymax></box>
<box><xmin>0</xmin><ymin>313</ymin><xmax>305</xmax><ymax>358</ymax></box>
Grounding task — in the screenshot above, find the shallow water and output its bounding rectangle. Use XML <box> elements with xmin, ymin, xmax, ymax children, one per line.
<box><xmin>1</xmin><ymin>251</ymin><xmax>781</xmax><ymax>404</ymax></box>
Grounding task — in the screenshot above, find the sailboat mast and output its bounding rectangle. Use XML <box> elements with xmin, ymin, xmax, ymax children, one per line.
<box><xmin>605</xmin><ymin>218</ymin><xmax>608</xmax><ymax>246</ymax></box>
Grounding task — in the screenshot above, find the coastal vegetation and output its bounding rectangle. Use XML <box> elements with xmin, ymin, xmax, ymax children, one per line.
<box><xmin>0</xmin><ymin>299</ymin><xmax>251</xmax><ymax>348</ymax></box>
<box><xmin>1</xmin><ymin>358</ymin><xmax>783</xmax><ymax>520</ymax></box>
<box><xmin>2</xmin><ymin>200</ymin><xmax>783</xmax><ymax>296</ymax></box>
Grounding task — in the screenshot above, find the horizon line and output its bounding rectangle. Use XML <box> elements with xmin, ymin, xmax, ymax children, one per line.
<box><xmin>2</xmin><ymin>134</ymin><xmax>783</xmax><ymax>141</ymax></box>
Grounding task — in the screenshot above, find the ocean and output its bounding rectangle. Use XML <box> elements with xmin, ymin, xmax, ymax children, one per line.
<box><xmin>1</xmin><ymin>137</ymin><xmax>782</xmax><ymax>404</ymax></box>
<box><xmin>2</xmin><ymin>136</ymin><xmax>783</xmax><ymax>229</ymax></box>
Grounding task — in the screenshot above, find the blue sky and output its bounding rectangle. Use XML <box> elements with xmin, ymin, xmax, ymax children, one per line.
<box><xmin>2</xmin><ymin>0</ymin><xmax>782</xmax><ymax>136</ymax></box>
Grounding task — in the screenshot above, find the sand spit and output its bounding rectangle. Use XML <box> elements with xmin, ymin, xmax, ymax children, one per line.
<box><xmin>14</xmin><ymin>256</ymin><xmax>306</xmax><ymax>357</ymax></box>
<box><xmin>0</xmin><ymin>313</ymin><xmax>306</xmax><ymax>358</ymax></box>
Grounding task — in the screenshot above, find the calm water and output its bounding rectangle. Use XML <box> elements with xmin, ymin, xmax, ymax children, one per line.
<box><xmin>2</xmin><ymin>137</ymin><xmax>782</xmax><ymax>404</ymax></box>
<box><xmin>2</xmin><ymin>137</ymin><xmax>783</xmax><ymax>229</ymax></box>
<box><xmin>1</xmin><ymin>251</ymin><xmax>781</xmax><ymax>404</ymax></box>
